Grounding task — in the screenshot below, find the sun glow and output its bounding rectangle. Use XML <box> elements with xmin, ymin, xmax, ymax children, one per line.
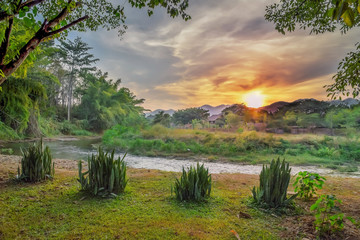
<box><xmin>243</xmin><ymin>91</ymin><xmax>265</xmax><ymax>108</ymax></box>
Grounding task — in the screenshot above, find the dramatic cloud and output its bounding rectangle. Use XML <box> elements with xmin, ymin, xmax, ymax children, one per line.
<box><xmin>76</xmin><ymin>0</ymin><xmax>360</xmax><ymax>110</ymax></box>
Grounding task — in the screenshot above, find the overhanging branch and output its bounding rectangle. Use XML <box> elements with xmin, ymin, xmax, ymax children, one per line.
<box><xmin>0</xmin><ymin>18</ymin><xmax>14</xmax><ymax>64</ymax></box>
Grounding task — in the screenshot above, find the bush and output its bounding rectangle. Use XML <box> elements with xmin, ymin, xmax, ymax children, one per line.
<box><xmin>59</xmin><ymin>121</ymin><xmax>77</xmax><ymax>135</ymax></box>
<box><xmin>0</xmin><ymin>121</ymin><xmax>20</xmax><ymax>140</ymax></box>
<box><xmin>294</xmin><ymin>171</ymin><xmax>326</xmax><ymax>201</ymax></box>
<box><xmin>17</xmin><ymin>140</ymin><xmax>54</xmax><ymax>182</ymax></box>
<box><xmin>310</xmin><ymin>195</ymin><xmax>344</xmax><ymax>236</ymax></box>
<box><xmin>78</xmin><ymin>148</ymin><xmax>128</xmax><ymax>197</ymax></box>
<box><xmin>172</xmin><ymin>163</ymin><xmax>212</xmax><ymax>201</ymax></box>
<box><xmin>252</xmin><ymin>158</ymin><xmax>296</xmax><ymax>208</ymax></box>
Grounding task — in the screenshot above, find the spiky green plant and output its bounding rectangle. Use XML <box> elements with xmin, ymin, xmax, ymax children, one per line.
<box><xmin>17</xmin><ymin>140</ymin><xmax>54</xmax><ymax>182</ymax></box>
<box><xmin>252</xmin><ymin>158</ymin><xmax>297</xmax><ymax>208</ymax></box>
<box><xmin>172</xmin><ymin>163</ymin><xmax>212</xmax><ymax>201</ymax></box>
<box><xmin>78</xmin><ymin>148</ymin><xmax>128</xmax><ymax>197</ymax></box>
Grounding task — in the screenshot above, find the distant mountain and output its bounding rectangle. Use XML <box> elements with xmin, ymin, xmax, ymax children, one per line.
<box><xmin>145</xmin><ymin>109</ymin><xmax>175</xmax><ymax>117</ymax></box>
<box><xmin>260</xmin><ymin>101</ymin><xmax>289</xmax><ymax>114</ymax></box>
<box><xmin>145</xmin><ymin>98</ymin><xmax>360</xmax><ymax>118</ymax></box>
<box><xmin>146</xmin><ymin>104</ymin><xmax>230</xmax><ymax>117</ymax></box>
<box><xmin>200</xmin><ymin>104</ymin><xmax>231</xmax><ymax>116</ymax></box>
<box><xmin>328</xmin><ymin>98</ymin><xmax>360</xmax><ymax>108</ymax></box>
<box><xmin>260</xmin><ymin>98</ymin><xmax>360</xmax><ymax>115</ymax></box>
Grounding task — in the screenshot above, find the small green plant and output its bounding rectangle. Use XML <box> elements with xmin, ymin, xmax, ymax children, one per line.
<box><xmin>78</xmin><ymin>148</ymin><xmax>128</xmax><ymax>197</ymax></box>
<box><xmin>294</xmin><ymin>171</ymin><xmax>326</xmax><ymax>201</ymax></box>
<box><xmin>17</xmin><ymin>140</ymin><xmax>54</xmax><ymax>182</ymax></box>
<box><xmin>1</xmin><ymin>148</ymin><xmax>13</xmax><ymax>154</ymax></box>
<box><xmin>172</xmin><ymin>163</ymin><xmax>211</xmax><ymax>201</ymax></box>
<box><xmin>310</xmin><ymin>194</ymin><xmax>344</xmax><ymax>236</ymax></box>
<box><xmin>252</xmin><ymin>158</ymin><xmax>297</xmax><ymax>209</ymax></box>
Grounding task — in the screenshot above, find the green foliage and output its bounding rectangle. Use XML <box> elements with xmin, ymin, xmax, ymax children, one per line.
<box><xmin>152</xmin><ymin>111</ymin><xmax>171</xmax><ymax>127</ymax></box>
<box><xmin>225</xmin><ymin>112</ymin><xmax>243</xmax><ymax>129</ymax></box>
<box><xmin>172</xmin><ymin>163</ymin><xmax>211</xmax><ymax>201</ymax></box>
<box><xmin>294</xmin><ymin>171</ymin><xmax>326</xmax><ymax>201</ymax></box>
<box><xmin>0</xmin><ymin>148</ymin><xmax>13</xmax><ymax>154</ymax></box>
<box><xmin>0</xmin><ymin>0</ymin><xmax>190</xmax><ymax>83</ymax></box>
<box><xmin>172</xmin><ymin>108</ymin><xmax>210</xmax><ymax>125</ymax></box>
<box><xmin>0</xmin><ymin>121</ymin><xmax>19</xmax><ymax>140</ymax></box>
<box><xmin>310</xmin><ymin>195</ymin><xmax>345</xmax><ymax>236</ymax></box>
<box><xmin>17</xmin><ymin>140</ymin><xmax>54</xmax><ymax>182</ymax></box>
<box><xmin>252</xmin><ymin>158</ymin><xmax>297</xmax><ymax>209</ymax></box>
<box><xmin>75</xmin><ymin>71</ymin><xmax>145</xmax><ymax>131</ymax></box>
<box><xmin>0</xmin><ymin>76</ymin><xmax>47</xmax><ymax>134</ymax></box>
<box><xmin>327</xmin><ymin>43</ymin><xmax>360</xmax><ymax>99</ymax></box>
<box><xmin>78</xmin><ymin>148</ymin><xmax>128</xmax><ymax>197</ymax></box>
<box><xmin>265</xmin><ymin>0</ymin><xmax>360</xmax><ymax>98</ymax></box>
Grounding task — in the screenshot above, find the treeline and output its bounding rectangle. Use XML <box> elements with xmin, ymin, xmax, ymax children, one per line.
<box><xmin>148</xmin><ymin>101</ymin><xmax>360</xmax><ymax>135</ymax></box>
<box><xmin>0</xmin><ymin>37</ymin><xmax>145</xmax><ymax>140</ymax></box>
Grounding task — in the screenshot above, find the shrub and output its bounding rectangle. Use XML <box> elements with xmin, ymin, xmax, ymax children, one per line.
<box><xmin>59</xmin><ymin>121</ymin><xmax>77</xmax><ymax>135</ymax></box>
<box><xmin>78</xmin><ymin>148</ymin><xmax>128</xmax><ymax>197</ymax></box>
<box><xmin>310</xmin><ymin>195</ymin><xmax>344</xmax><ymax>236</ymax></box>
<box><xmin>252</xmin><ymin>158</ymin><xmax>297</xmax><ymax>208</ymax></box>
<box><xmin>17</xmin><ymin>140</ymin><xmax>54</xmax><ymax>182</ymax></box>
<box><xmin>294</xmin><ymin>171</ymin><xmax>326</xmax><ymax>201</ymax></box>
<box><xmin>0</xmin><ymin>121</ymin><xmax>20</xmax><ymax>140</ymax></box>
<box><xmin>172</xmin><ymin>163</ymin><xmax>212</xmax><ymax>201</ymax></box>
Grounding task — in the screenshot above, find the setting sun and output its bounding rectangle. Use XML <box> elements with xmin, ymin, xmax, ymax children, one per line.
<box><xmin>243</xmin><ymin>91</ymin><xmax>265</xmax><ymax>108</ymax></box>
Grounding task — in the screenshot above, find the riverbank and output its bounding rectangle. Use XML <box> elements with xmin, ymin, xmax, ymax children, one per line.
<box><xmin>103</xmin><ymin>126</ymin><xmax>360</xmax><ymax>170</ymax></box>
<box><xmin>0</xmin><ymin>155</ymin><xmax>359</xmax><ymax>239</ymax></box>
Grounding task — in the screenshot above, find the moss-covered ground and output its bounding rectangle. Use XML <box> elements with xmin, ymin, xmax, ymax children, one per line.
<box><xmin>0</xmin><ymin>166</ymin><xmax>359</xmax><ymax>239</ymax></box>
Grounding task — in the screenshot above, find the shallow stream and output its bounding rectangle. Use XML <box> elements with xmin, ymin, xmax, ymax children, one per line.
<box><xmin>1</xmin><ymin>137</ymin><xmax>359</xmax><ymax>177</ymax></box>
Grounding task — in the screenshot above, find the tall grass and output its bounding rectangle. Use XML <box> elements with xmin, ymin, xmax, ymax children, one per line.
<box><xmin>78</xmin><ymin>148</ymin><xmax>128</xmax><ymax>197</ymax></box>
<box><xmin>103</xmin><ymin>125</ymin><xmax>360</xmax><ymax>166</ymax></box>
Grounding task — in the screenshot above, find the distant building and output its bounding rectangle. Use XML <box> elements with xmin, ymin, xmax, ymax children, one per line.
<box><xmin>208</xmin><ymin>114</ymin><xmax>222</xmax><ymax>124</ymax></box>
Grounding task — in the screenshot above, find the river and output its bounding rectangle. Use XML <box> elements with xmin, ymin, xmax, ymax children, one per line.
<box><xmin>1</xmin><ymin>137</ymin><xmax>359</xmax><ymax>177</ymax></box>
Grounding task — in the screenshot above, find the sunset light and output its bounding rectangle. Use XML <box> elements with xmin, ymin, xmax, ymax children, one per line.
<box><xmin>243</xmin><ymin>91</ymin><xmax>265</xmax><ymax>108</ymax></box>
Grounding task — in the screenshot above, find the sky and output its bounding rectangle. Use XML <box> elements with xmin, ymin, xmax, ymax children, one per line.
<box><xmin>76</xmin><ymin>0</ymin><xmax>360</xmax><ymax>111</ymax></box>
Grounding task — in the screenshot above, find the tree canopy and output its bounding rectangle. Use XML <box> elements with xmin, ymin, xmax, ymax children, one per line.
<box><xmin>172</xmin><ymin>108</ymin><xmax>209</xmax><ymax>125</ymax></box>
<box><xmin>0</xmin><ymin>0</ymin><xmax>190</xmax><ymax>84</ymax></box>
<box><xmin>265</xmin><ymin>0</ymin><xmax>360</xmax><ymax>99</ymax></box>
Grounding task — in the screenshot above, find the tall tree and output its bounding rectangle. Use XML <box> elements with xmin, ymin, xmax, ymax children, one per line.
<box><xmin>172</xmin><ymin>108</ymin><xmax>209</xmax><ymax>125</ymax></box>
<box><xmin>59</xmin><ymin>37</ymin><xmax>98</xmax><ymax>121</ymax></box>
<box><xmin>265</xmin><ymin>0</ymin><xmax>360</xmax><ymax>98</ymax></box>
<box><xmin>0</xmin><ymin>0</ymin><xmax>190</xmax><ymax>85</ymax></box>
<box><xmin>75</xmin><ymin>70</ymin><xmax>145</xmax><ymax>131</ymax></box>
<box><xmin>153</xmin><ymin>111</ymin><xmax>171</xmax><ymax>127</ymax></box>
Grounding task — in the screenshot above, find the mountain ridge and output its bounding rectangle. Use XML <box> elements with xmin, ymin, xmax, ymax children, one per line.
<box><xmin>146</xmin><ymin>98</ymin><xmax>360</xmax><ymax>117</ymax></box>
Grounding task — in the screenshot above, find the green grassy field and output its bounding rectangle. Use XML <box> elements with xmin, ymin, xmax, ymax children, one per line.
<box><xmin>0</xmin><ymin>169</ymin><xmax>279</xmax><ymax>240</ymax></box>
<box><xmin>1</xmin><ymin>167</ymin><xmax>359</xmax><ymax>239</ymax></box>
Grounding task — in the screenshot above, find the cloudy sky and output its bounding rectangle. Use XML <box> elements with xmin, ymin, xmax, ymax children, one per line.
<box><xmin>76</xmin><ymin>0</ymin><xmax>360</xmax><ymax>111</ymax></box>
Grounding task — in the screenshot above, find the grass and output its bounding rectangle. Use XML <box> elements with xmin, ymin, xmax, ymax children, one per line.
<box><xmin>1</xmin><ymin>163</ymin><xmax>359</xmax><ymax>239</ymax></box>
<box><xmin>0</xmin><ymin>169</ymin><xmax>279</xmax><ymax>240</ymax></box>
<box><xmin>102</xmin><ymin>125</ymin><xmax>360</xmax><ymax>168</ymax></box>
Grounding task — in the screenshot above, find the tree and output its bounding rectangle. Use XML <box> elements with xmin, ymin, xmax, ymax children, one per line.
<box><xmin>296</xmin><ymin>113</ymin><xmax>323</xmax><ymax>128</ymax></box>
<box><xmin>0</xmin><ymin>0</ymin><xmax>190</xmax><ymax>85</ymax></box>
<box><xmin>58</xmin><ymin>37</ymin><xmax>98</xmax><ymax>121</ymax></box>
<box><xmin>152</xmin><ymin>111</ymin><xmax>171</xmax><ymax>127</ymax></box>
<box><xmin>225</xmin><ymin>112</ymin><xmax>242</xmax><ymax>129</ymax></box>
<box><xmin>172</xmin><ymin>108</ymin><xmax>209</xmax><ymax>125</ymax></box>
<box><xmin>75</xmin><ymin>70</ymin><xmax>145</xmax><ymax>131</ymax></box>
<box><xmin>265</xmin><ymin>0</ymin><xmax>360</xmax><ymax>98</ymax></box>
<box><xmin>0</xmin><ymin>76</ymin><xmax>47</xmax><ymax>136</ymax></box>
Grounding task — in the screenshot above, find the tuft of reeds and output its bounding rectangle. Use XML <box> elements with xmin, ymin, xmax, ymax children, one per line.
<box><xmin>252</xmin><ymin>157</ymin><xmax>297</xmax><ymax>208</ymax></box>
<box><xmin>172</xmin><ymin>163</ymin><xmax>211</xmax><ymax>201</ymax></box>
<box><xmin>17</xmin><ymin>140</ymin><xmax>54</xmax><ymax>182</ymax></box>
<box><xmin>78</xmin><ymin>148</ymin><xmax>127</xmax><ymax>197</ymax></box>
